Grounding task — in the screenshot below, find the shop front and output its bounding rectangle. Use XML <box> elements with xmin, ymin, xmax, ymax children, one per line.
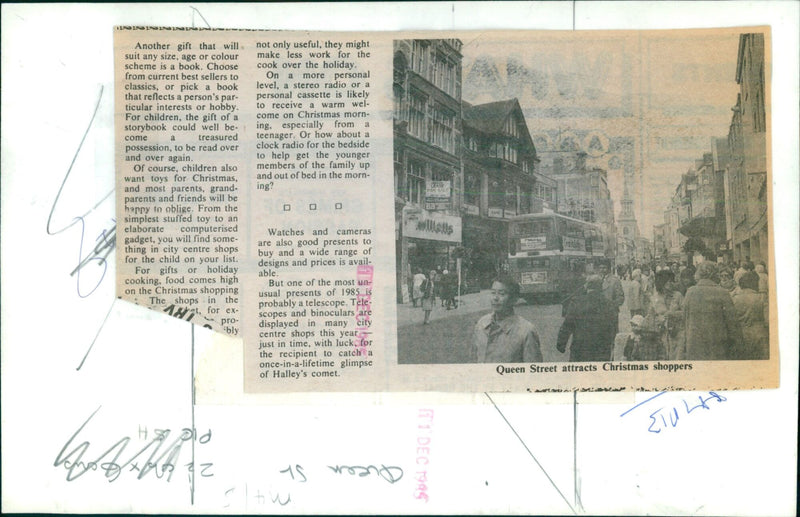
<box><xmin>461</xmin><ymin>215</ymin><xmax>508</xmax><ymax>290</ymax></box>
<box><xmin>397</xmin><ymin>206</ymin><xmax>462</xmax><ymax>303</ymax></box>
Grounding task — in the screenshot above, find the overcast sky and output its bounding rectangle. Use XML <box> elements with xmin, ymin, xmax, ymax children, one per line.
<box><xmin>460</xmin><ymin>29</ymin><xmax>744</xmax><ymax>236</ymax></box>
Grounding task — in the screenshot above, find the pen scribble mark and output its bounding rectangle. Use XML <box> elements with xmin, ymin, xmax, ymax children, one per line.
<box><xmin>190</xmin><ymin>6</ymin><xmax>211</xmax><ymax>28</ymax></box>
<box><xmin>327</xmin><ymin>464</ymin><xmax>404</xmax><ymax>484</ymax></box>
<box><xmin>46</xmin><ymin>85</ymin><xmax>112</xmax><ymax>237</ymax></box>
<box><xmin>54</xmin><ymin>407</ymin><xmax>211</xmax><ymax>486</ymax></box>
<box><xmin>70</xmin><ymin>220</ymin><xmax>116</xmax><ymax>279</ymax></box>
<box><xmin>44</xmin><ymin>83</ymin><xmax>117</xmax><ymax>369</ymax></box>
<box><xmin>280</xmin><ymin>464</ymin><xmax>307</xmax><ymax>482</ymax></box>
<box><xmin>271</xmin><ymin>491</ymin><xmax>292</xmax><ymax>506</ymax></box>
<box><xmin>620</xmin><ymin>391</ymin><xmax>728</xmax><ymax>434</ymax></box>
<box><xmin>619</xmin><ymin>391</ymin><xmax>667</xmax><ymax>418</ymax></box>
<box><xmin>76</xmin><ymin>298</ymin><xmax>116</xmax><ymax>371</ymax></box>
<box><xmin>53</xmin><ymin>407</ymin><xmax>198</xmax><ymax>483</ymax></box>
<box><xmin>485</xmin><ymin>392</ymin><xmax>577</xmax><ymax>515</ymax></box>
<box><xmin>72</xmin><ymin>216</ymin><xmax>116</xmax><ymax>298</ymax></box>
<box><xmin>573</xmin><ymin>390</ymin><xmax>583</xmax><ymax>512</ymax></box>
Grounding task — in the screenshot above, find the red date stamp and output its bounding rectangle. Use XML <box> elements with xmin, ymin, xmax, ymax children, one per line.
<box><xmin>414</xmin><ymin>409</ymin><xmax>434</xmax><ymax>502</ymax></box>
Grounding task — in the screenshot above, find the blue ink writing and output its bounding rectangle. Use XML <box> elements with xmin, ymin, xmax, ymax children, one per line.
<box><xmin>72</xmin><ymin>216</ymin><xmax>116</xmax><ymax>298</ymax></box>
<box><xmin>620</xmin><ymin>391</ymin><xmax>728</xmax><ymax>434</ymax></box>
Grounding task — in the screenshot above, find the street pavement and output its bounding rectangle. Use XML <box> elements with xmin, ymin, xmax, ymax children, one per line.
<box><xmin>396</xmin><ymin>282</ymin><xmax>633</xmax><ymax>364</ymax></box>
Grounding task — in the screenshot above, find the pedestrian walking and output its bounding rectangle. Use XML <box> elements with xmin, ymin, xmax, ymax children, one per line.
<box><xmin>597</xmin><ymin>260</ymin><xmax>624</xmax><ymax>334</ymax></box>
<box><xmin>614</xmin><ymin>314</ymin><xmax>663</xmax><ymax>361</ymax></box>
<box><xmin>642</xmin><ymin>268</ymin><xmax>654</xmax><ymax>298</ymax></box>
<box><xmin>470</xmin><ymin>274</ymin><xmax>543</xmax><ymax>363</ymax></box>
<box><xmin>646</xmin><ymin>269</ymin><xmax>683</xmax><ymax>360</ymax></box>
<box><xmin>679</xmin><ymin>262</ymin><xmax>743</xmax><ymax>360</ymax></box>
<box><xmin>434</xmin><ymin>268</ymin><xmax>445</xmax><ymax>307</ymax></box>
<box><xmin>626</xmin><ymin>269</ymin><xmax>645</xmax><ymax>318</ymax></box>
<box><xmin>556</xmin><ymin>275</ymin><xmax>618</xmax><ymax>362</ymax></box>
<box><xmin>733</xmin><ymin>261</ymin><xmax>748</xmax><ymax>286</ymax></box>
<box><xmin>676</xmin><ymin>266</ymin><xmax>695</xmax><ymax>297</ymax></box>
<box><xmin>412</xmin><ymin>269</ymin><xmax>426</xmax><ymax>308</ymax></box>
<box><xmin>441</xmin><ymin>270</ymin><xmax>457</xmax><ymax>310</ymax></box>
<box><xmin>732</xmin><ymin>271</ymin><xmax>769</xmax><ymax>359</ymax></box>
<box><xmin>613</xmin><ymin>314</ymin><xmax>643</xmax><ymax>361</ymax></box>
<box><xmin>420</xmin><ymin>270</ymin><xmax>436</xmax><ymax>325</ymax></box>
<box><xmin>719</xmin><ymin>266</ymin><xmax>736</xmax><ymax>293</ymax></box>
<box><xmin>755</xmin><ymin>262</ymin><xmax>769</xmax><ymax>321</ymax></box>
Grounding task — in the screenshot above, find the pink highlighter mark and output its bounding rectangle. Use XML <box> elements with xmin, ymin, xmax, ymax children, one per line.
<box><xmin>355</xmin><ymin>265</ymin><xmax>373</xmax><ymax>357</ymax></box>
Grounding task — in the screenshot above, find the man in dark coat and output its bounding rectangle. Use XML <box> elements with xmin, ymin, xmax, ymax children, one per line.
<box><xmin>557</xmin><ymin>275</ymin><xmax>618</xmax><ymax>361</ymax></box>
<box><xmin>597</xmin><ymin>260</ymin><xmax>624</xmax><ymax>334</ymax></box>
<box><xmin>679</xmin><ymin>261</ymin><xmax>744</xmax><ymax>360</ymax></box>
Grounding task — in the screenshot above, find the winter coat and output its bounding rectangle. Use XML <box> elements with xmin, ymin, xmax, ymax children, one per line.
<box><xmin>557</xmin><ymin>290</ymin><xmax>618</xmax><ymax>362</ymax></box>
<box><xmin>732</xmin><ymin>288</ymin><xmax>769</xmax><ymax>359</ymax></box>
<box><xmin>602</xmin><ymin>275</ymin><xmax>625</xmax><ymax>311</ymax></box>
<box><xmin>625</xmin><ymin>279</ymin><xmax>643</xmax><ymax>312</ymax></box>
<box><xmin>680</xmin><ymin>279</ymin><xmax>743</xmax><ymax>360</ymax></box>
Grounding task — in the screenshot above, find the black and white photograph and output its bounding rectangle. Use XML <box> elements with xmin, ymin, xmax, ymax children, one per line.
<box><xmin>393</xmin><ymin>33</ymin><xmax>771</xmax><ymax>365</ymax></box>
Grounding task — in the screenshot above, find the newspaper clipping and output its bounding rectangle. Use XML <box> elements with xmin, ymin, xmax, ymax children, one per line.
<box><xmin>115</xmin><ymin>27</ymin><xmax>777</xmax><ymax>392</ymax></box>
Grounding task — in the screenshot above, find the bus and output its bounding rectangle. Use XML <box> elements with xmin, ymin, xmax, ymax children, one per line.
<box><xmin>507</xmin><ymin>211</ymin><xmax>608</xmax><ymax>304</ymax></box>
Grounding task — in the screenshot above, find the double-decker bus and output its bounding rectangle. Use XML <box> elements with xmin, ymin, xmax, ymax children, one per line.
<box><xmin>507</xmin><ymin>211</ymin><xmax>607</xmax><ymax>304</ymax></box>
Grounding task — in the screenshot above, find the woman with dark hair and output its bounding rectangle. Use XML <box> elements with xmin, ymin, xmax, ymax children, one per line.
<box><xmin>420</xmin><ymin>270</ymin><xmax>436</xmax><ymax>325</ymax></box>
<box><xmin>732</xmin><ymin>271</ymin><xmax>769</xmax><ymax>359</ymax></box>
<box><xmin>676</xmin><ymin>266</ymin><xmax>695</xmax><ymax>296</ymax></box>
<box><xmin>646</xmin><ymin>269</ymin><xmax>684</xmax><ymax>360</ymax></box>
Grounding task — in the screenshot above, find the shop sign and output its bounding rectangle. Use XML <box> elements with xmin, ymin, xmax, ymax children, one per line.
<box><xmin>520</xmin><ymin>235</ymin><xmax>547</xmax><ymax>251</ymax></box>
<box><xmin>462</xmin><ymin>204</ymin><xmax>479</xmax><ymax>216</ymax></box>
<box><xmin>403</xmin><ymin>207</ymin><xmax>462</xmax><ymax>243</ymax></box>
<box><xmin>562</xmin><ymin>236</ymin><xmax>585</xmax><ymax>252</ymax></box>
<box><xmin>504</xmin><ymin>209</ymin><xmax>517</xmax><ymax>218</ymax></box>
<box><xmin>425</xmin><ymin>201</ymin><xmax>450</xmax><ymax>210</ymax></box>
<box><xmin>488</xmin><ymin>207</ymin><xmax>504</xmax><ymax>218</ymax></box>
<box><xmin>521</xmin><ymin>271</ymin><xmax>547</xmax><ymax>284</ymax></box>
<box><xmin>426</xmin><ymin>180</ymin><xmax>451</xmax><ymax>198</ymax></box>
